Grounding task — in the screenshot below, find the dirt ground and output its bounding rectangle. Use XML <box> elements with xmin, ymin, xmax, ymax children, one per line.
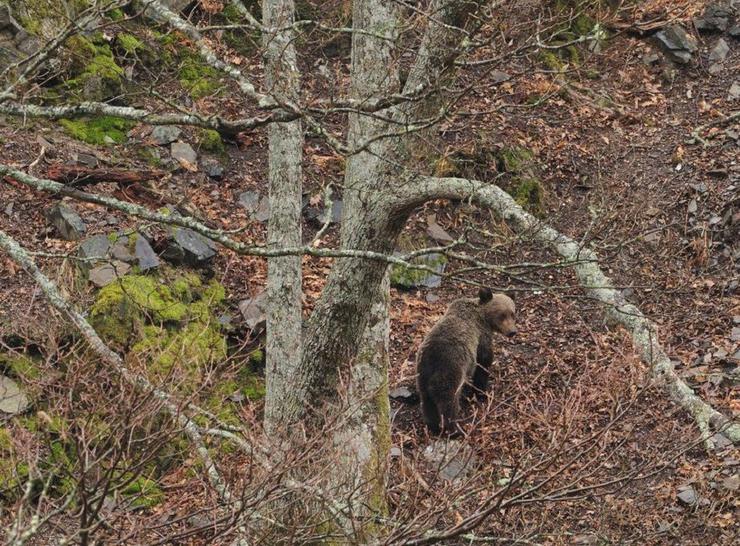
<box><xmin>0</xmin><ymin>1</ymin><xmax>738</xmax><ymax>544</ymax></box>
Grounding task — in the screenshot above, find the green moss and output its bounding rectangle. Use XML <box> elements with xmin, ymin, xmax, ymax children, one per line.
<box><xmin>122</xmin><ymin>476</ymin><xmax>164</xmax><ymax>509</ymax></box>
<box><xmin>132</xmin><ymin>322</ymin><xmax>226</xmax><ymax>381</ymax></box>
<box><xmin>59</xmin><ymin>116</ymin><xmax>134</xmax><ymax>145</ymax></box>
<box><xmin>90</xmin><ymin>275</ymin><xmax>189</xmax><ymax>346</ymax></box>
<box><xmin>498</xmin><ymin>146</ymin><xmax>534</xmax><ymax>173</ymax></box>
<box><xmin>0</xmin><ymin>427</ymin><xmax>12</xmax><ymax>451</ymax></box>
<box><xmin>62</xmin><ymin>34</ymin><xmax>124</xmax><ymax>100</ymax></box>
<box><xmin>539</xmin><ymin>50</ymin><xmax>565</xmax><ymax>71</ymax></box>
<box><xmin>248</xmin><ymin>348</ymin><xmax>264</xmax><ymax>367</ymax></box>
<box><xmin>116</xmin><ymin>33</ymin><xmax>145</xmax><ymax>55</ymax></box>
<box><xmin>198</xmin><ymin>129</ymin><xmax>225</xmax><ymax>153</ymax></box>
<box><xmin>390</xmin><ymin>254</ymin><xmax>447</xmax><ymax>289</ymax></box>
<box><xmin>572</xmin><ymin>13</ymin><xmax>596</xmax><ymax>36</ymax></box>
<box><xmin>178</xmin><ymin>56</ymin><xmax>220</xmax><ymax>99</ymax></box>
<box><xmin>0</xmin><ymin>352</ymin><xmax>41</xmax><ymax>381</ymax></box>
<box><xmin>511</xmin><ymin>177</ymin><xmax>545</xmax><ymax>214</ymax></box>
<box><xmin>107</xmin><ymin>7</ymin><xmax>125</xmax><ymax>21</ymax></box>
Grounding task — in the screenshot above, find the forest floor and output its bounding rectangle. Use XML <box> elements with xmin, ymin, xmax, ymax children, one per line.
<box><xmin>0</xmin><ymin>1</ymin><xmax>738</xmax><ymax>544</ymax></box>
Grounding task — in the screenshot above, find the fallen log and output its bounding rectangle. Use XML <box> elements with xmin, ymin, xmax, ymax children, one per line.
<box><xmin>45</xmin><ymin>164</ymin><xmax>167</xmax><ymax>186</ymax></box>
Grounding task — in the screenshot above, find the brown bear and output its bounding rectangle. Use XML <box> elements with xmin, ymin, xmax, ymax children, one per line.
<box><xmin>416</xmin><ymin>288</ymin><xmax>517</xmax><ymax>435</ymax></box>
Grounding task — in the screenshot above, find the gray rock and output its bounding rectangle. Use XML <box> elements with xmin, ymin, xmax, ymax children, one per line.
<box><xmin>253</xmin><ymin>197</ymin><xmax>271</xmax><ymax>223</ymax></box>
<box><xmin>110</xmin><ymin>236</ymin><xmax>135</xmax><ymax>263</ymax></box>
<box><xmin>729</xmin><ymin>81</ymin><xmax>740</xmax><ymax>100</ymax></box>
<box><xmin>317</xmin><ymin>199</ymin><xmax>343</xmax><ymax>225</ymax></box>
<box><xmin>491</xmin><ymin>70</ymin><xmax>511</xmax><ymax>83</ymax></box>
<box><xmin>426</xmin><ymin>215</ymin><xmax>454</xmax><ymax>243</ymax></box>
<box><xmin>676</xmin><ymin>485</ymin><xmax>698</xmax><ymax>505</ymax></box>
<box><xmin>687</xmin><ymin>199</ymin><xmax>698</xmax><ymax>214</ymax></box>
<box><xmin>391</xmin><ymin>253</ymin><xmax>446</xmax><ymax>290</ymax></box>
<box><xmin>423</xmin><ymin>439</ymin><xmax>479</xmax><ymax>482</ymax></box>
<box><xmin>135</xmin><ymin>235</ymin><xmax>160</xmax><ymax>271</ymax></box>
<box><xmin>238</xmin><ymin>191</ymin><xmax>260</xmax><ymax>213</ymax></box>
<box><xmin>0</xmin><ymin>375</ymin><xmax>29</xmax><ymax>415</ymax></box>
<box><xmin>238</xmin><ymin>292</ymin><xmax>267</xmax><ymax>330</ymax></box>
<box><xmin>151</xmin><ymin>126</ymin><xmax>182</xmax><ymax>145</ymax></box>
<box><xmin>201</xmin><ymin>158</ymin><xmax>225</xmax><ymax>179</ymax></box>
<box><xmin>694</xmin><ymin>4</ymin><xmax>732</xmax><ymax>32</ymax></box>
<box><xmin>89</xmin><ymin>261</ymin><xmax>131</xmax><ymax>288</ymax></box>
<box><xmin>46</xmin><ymin>203</ymin><xmax>86</xmax><ymax>240</ymax></box>
<box><xmin>390</xmin><ymin>447</ymin><xmax>402</xmax><ymax>458</ymax></box>
<box><xmin>654</xmin><ymin>25</ymin><xmax>698</xmax><ymax>64</ymax></box>
<box><xmin>171</xmin><ymin>141</ymin><xmax>198</xmax><ymax>170</ymax></box>
<box><xmin>708</xmin><ymin>38</ymin><xmax>730</xmax><ymax>62</ymax></box>
<box><xmin>389</xmin><ymin>386</ymin><xmax>415</xmax><ymax>401</ymax></box>
<box><xmin>708</xmin><ymin>62</ymin><xmax>724</xmax><ymax>75</ymax></box>
<box><xmin>75</xmin><ymin>152</ymin><xmax>98</xmax><ymax>167</ymax></box>
<box><xmin>163</xmin><ymin>228</ymin><xmax>217</xmax><ymax>266</ymax></box>
<box><xmin>731</xmin><ymin>326</ymin><xmax>740</xmax><ymax>341</ymax></box>
<box><xmin>729</xmin><ymin>25</ymin><xmax>740</xmax><ymax>38</ymax></box>
<box><xmin>78</xmin><ymin>234</ymin><xmax>111</xmax><ymax>264</ymax></box>
<box><xmin>642</xmin><ymin>52</ymin><xmax>661</xmax><ymax>65</ymax></box>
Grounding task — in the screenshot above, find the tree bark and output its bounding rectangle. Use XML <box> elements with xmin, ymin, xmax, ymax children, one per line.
<box><xmin>261</xmin><ymin>0</ymin><xmax>305</xmax><ymax>434</ymax></box>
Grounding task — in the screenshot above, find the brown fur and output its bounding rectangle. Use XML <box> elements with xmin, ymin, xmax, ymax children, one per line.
<box><xmin>416</xmin><ymin>288</ymin><xmax>517</xmax><ymax>434</ymax></box>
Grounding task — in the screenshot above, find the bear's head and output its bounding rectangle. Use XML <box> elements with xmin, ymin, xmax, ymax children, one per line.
<box><xmin>478</xmin><ymin>288</ymin><xmax>517</xmax><ymax>338</ymax></box>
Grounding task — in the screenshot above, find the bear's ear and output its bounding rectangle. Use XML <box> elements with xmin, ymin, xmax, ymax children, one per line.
<box><xmin>478</xmin><ymin>287</ymin><xmax>493</xmax><ymax>304</ymax></box>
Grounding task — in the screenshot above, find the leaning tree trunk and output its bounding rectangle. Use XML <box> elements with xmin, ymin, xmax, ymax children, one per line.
<box><xmin>261</xmin><ymin>0</ymin><xmax>305</xmax><ymax>434</ymax></box>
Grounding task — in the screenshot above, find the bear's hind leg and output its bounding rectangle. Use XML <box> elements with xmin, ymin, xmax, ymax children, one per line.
<box><xmin>419</xmin><ymin>390</ymin><xmax>441</xmax><ymax>434</ymax></box>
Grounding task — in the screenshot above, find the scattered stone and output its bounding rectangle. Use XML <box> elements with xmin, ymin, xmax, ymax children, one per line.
<box><xmin>654</xmin><ymin>25</ymin><xmax>698</xmax><ymax>64</ymax></box>
<box><xmin>78</xmin><ymin>234</ymin><xmax>111</xmax><ymax>265</ymax></box>
<box><xmin>45</xmin><ymin>203</ymin><xmax>86</xmax><ymax>240</ymax></box>
<box><xmin>389</xmin><ymin>386</ymin><xmax>416</xmax><ymax>402</ymax></box>
<box><xmin>711</xmin><ymin>433</ymin><xmax>733</xmax><ymax>449</ymax></box>
<box><xmin>733</xmin><ymin>315</ymin><xmax>740</xmax><ymax>324</ymax></box>
<box><xmin>687</xmin><ymin>199</ymin><xmax>698</xmax><ymax>214</ymax></box>
<box><xmin>171</xmin><ymin>141</ymin><xmax>198</xmax><ymax>171</ymax></box>
<box><xmin>238</xmin><ymin>191</ymin><xmax>260</xmax><ymax>213</ymax></box>
<box><xmin>201</xmin><ymin>158</ymin><xmax>225</xmax><ymax>180</ymax></box>
<box><xmin>163</xmin><ymin>228</ymin><xmax>217</xmax><ymax>267</ymax></box>
<box><xmin>102</xmin><ymin>135</ymin><xmax>116</xmax><ymax>145</ymax></box>
<box><xmin>110</xmin><ymin>236</ymin><xmax>135</xmax><ymax>263</ymax></box>
<box><xmin>708</xmin><ymin>62</ymin><xmax>724</xmax><ymax>75</ymax></box>
<box><xmin>491</xmin><ymin>70</ymin><xmax>511</xmax><ymax>83</ymax></box>
<box><xmin>390</xmin><ymin>253</ymin><xmax>446</xmax><ymax>289</ymax></box>
<box><xmin>89</xmin><ymin>261</ymin><xmax>131</xmax><ymax>288</ymax></box>
<box><xmin>676</xmin><ymin>485</ymin><xmax>698</xmax><ymax>506</ymax></box>
<box><xmin>3</xmin><ymin>202</ymin><xmax>13</xmax><ymax>216</ymax></box>
<box><xmin>641</xmin><ymin>52</ymin><xmax>661</xmax><ymax>65</ymax></box>
<box><xmin>423</xmin><ymin>439</ymin><xmax>479</xmax><ymax>482</ymax></box>
<box><xmin>151</xmin><ymin>126</ymin><xmax>182</xmax><ymax>145</ymax></box>
<box><xmin>134</xmin><ymin>235</ymin><xmax>160</xmax><ymax>271</ymax></box>
<box><xmin>253</xmin><ymin>197</ymin><xmax>271</xmax><ymax>223</ymax></box>
<box><xmin>317</xmin><ymin>199</ymin><xmax>343</xmax><ymax>225</ymax></box>
<box><xmin>425</xmin><ymin>293</ymin><xmax>440</xmax><ymax>303</ymax></box>
<box><xmin>75</xmin><ymin>152</ymin><xmax>98</xmax><ymax>168</ymax></box>
<box><xmin>0</xmin><ymin>374</ymin><xmax>29</xmax><ymax>415</ymax></box>
<box><xmin>722</xmin><ymin>474</ymin><xmax>739</xmax><ymax>491</ymax></box>
<box><xmin>729</xmin><ymin>81</ymin><xmax>740</xmax><ymax>100</ymax></box>
<box><xmin>731</xmin><ymin>326</ymin><xmax>740</xmax><ymax>341</ymax></box>
<box><xmin>694</xmin><ymin>4</ymin><xmax>732</xmax><ymax>33</ymax></box>
<box><xmin>426</xmin><ymin>215</ymin><xmax>454</xmax><ymax>243</ymax></box>
<box><xmin>238</xmin><ymin>291</ymin><xmax>267</xmax><ymax>330</ymax></box>
<box><xmin>690</xmin><ymin>182</ymin><xmax>708</xmax><ymax>193</ymax></box>
<box><xmin>390</xmin><ymin>447</ymin><xmax>402</xmax><ymax>458</ymax></box>
<box><xmin>228</xmin><ymin>390</ymin><xmax>245</xmax><ymax>403</ymax></box>
<box><xmin>708</xmin><ymin>38</ymin><xmax>730</xmax><ymax>62</ymax></box>
<box><xmin>729</xmin><ymin>25</ymin><xmax>740</xmax><ymax>38</ymax></box>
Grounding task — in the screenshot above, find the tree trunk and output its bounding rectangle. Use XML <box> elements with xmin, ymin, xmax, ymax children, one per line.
<box><xmin>261</xmin><ymin>0</ymin><xmax>305</xmax><ymax>434</ymax></box>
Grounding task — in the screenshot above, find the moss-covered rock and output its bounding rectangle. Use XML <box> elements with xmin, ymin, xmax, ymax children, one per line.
<box><xmin>61</xmin><ymin>34</ymin><xmax>124</xmax><ymax>100</ymax></box>
<box><xmin>178</xmin><ymin>55</ymin><xmax>220</xmax><ymax>99</ymax></box>
<box><xmin>122</xmin><ymin>475</ymin><xmax>164</xmax><ymax>509</ymax></box>
<box><xmin>0</xmin><ymin>352</ymin><xmax>41</xmax><ymax>382</ymax></box>
<box><xmin>89</xmin><ymin>274</ymin><xmax>189</xmax><ymax>346</ymax></box>
<box><xmin>59</xmin><ymin>116</ymin><xmax>134</xmax><ymax>145</ymax></box>
<box><xmin>512</xmin><ymin>177</ymin><xmax>545</xmax><ymax>213</ymax></box>
<box><xmin>198</xmin><ymin>129</ymin><xmax>225</xmax><ymax>153</ymax></box>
